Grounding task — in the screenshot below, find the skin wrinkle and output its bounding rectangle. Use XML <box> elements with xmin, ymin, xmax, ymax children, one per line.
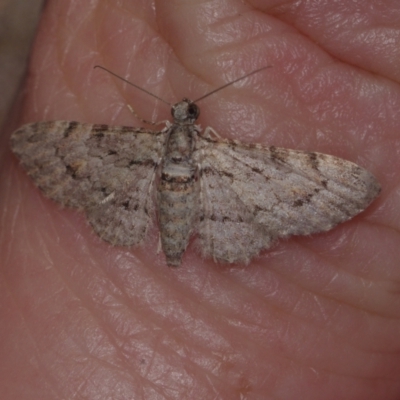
<box><xmin>27</xmin><ymin>242</ymin><xmax>161</xmax><ymax>388</ymax></box>
<box><xmin>222</xmin><ymin>247</ymin><xmax>394</xmax><ymax>362</ymax></box>
<box><xmin>192</xmin><ymin>276</ymin><xmax>354</xmax><ymax>376</ymax></box>
<box><xmin>265</xmin><ymin>243</ymin><xmax>374</xmax><ymax>322</ymax></box>
<box><xmin>91</xmin><ymin>266</ymin><xmax>244</xmax><ymax>384</ymax></box>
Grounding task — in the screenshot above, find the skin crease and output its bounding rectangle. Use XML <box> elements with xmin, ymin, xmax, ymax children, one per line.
<box><xmin>0</xmin><ymin>0</ymin><xmax>400</xmax><ymax>399</ymax></box>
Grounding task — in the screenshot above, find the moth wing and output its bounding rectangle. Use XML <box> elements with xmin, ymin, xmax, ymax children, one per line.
<box><xmin>194</xmin><ymin>136</ymin><xmax>380</xmax><ymax>263</ymax></box>
<box><xmin>195</xmin><ymin>164</ymin><xmax>273</xmax><ymax>264</ymax></box>
<box><xmin>11</xmin><ymin>121</ymin><xmax>166</xmax><ymax>246</ymax></box>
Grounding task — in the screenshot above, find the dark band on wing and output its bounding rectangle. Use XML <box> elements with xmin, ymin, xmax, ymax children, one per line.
<box><xmin>63</xmin><ymin>121</ymin><xmax>80</xmax><ymax>138</ymax></box>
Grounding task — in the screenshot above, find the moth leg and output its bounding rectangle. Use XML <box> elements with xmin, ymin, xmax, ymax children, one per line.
<box><xmin>100</xmin><ymin>191</ymin><xmax>116</xmax><ymax>204</ymax></box>
<box><xmin>203</xmin><ymin>126</ymin><xmax>222</xmax><ymax>140</ymax></box>
<box><xmin>156</xmin><ymin>234</ymin><xmax>163</xmax><ymax>254</ymax></box>
<box><xmin>126</xmin><ymin>104</ymin><xmax>169</xmax><ymax>127</ymax></box>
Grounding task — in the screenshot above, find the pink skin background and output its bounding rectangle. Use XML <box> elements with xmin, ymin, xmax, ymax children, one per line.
<box><xmin>1</xmin><ymin>0</ymin><xmax>400</xmax><ymax>399</ymax></box>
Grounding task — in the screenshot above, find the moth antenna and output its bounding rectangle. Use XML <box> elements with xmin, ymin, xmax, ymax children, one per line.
<box><xmin>94</xmin><ymin>65</ymin><xmax>171</xmax><ymax>106</ymax></box>
<box><xmin>193</xmin><ymin>65</ymin><xmax>273</xmax><ymax>103</ymax></box>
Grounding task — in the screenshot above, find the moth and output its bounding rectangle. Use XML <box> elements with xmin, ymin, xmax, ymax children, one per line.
<box><xmin>10</xmin><ymin>67</ymin><xmax>381</xmax><ymax>266</ymax></box>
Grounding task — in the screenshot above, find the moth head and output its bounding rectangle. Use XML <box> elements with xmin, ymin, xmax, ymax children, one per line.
<box><xmin>171</xmin><ymin>99</ymin><xmax>200</xmax><ymax>123</ymax></box>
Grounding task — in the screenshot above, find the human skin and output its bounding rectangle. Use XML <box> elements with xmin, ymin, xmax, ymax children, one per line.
<box><xmin>1</xmin><ymin>0</ymin><xmax>400</xmax><ymax>399</ymax></box>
